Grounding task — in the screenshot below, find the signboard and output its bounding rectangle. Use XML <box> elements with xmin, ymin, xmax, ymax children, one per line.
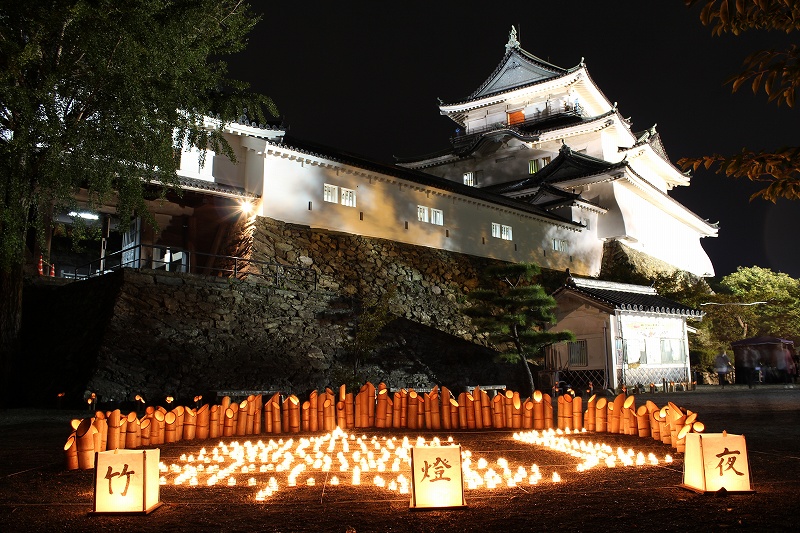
<box><xmin>682</xmin><ymin>433</ymin><xmax>753</xmax><ymax>493</ymax></box>
<box><xmin>410</xmin><ymin>445</ymin><xmax>466</xmax><ymax>509</ymax></box>
<box><xmin>92</xmin><ymin>449</ymin><xmax>162</xmax><ymax>514</ymax></box>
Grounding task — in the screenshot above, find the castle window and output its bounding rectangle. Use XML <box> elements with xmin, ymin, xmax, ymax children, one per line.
<box><xmin>528</xmin><ymin>159</ymin><xmax>539</xmax><ymax>174</ymax></box>
<box><xmin>431</xmin><ymin>208</ymin><xmax>444</xmax><ymax>226</ymax></box>
<box><xmin>463</xmin><ymin>172</ymin><xmax>475</xmax><ymax>187</ymax></box>
<box><xmin>553</xmin><ymin>239</ymin><xmax>568</xmax><ymax>252</ymax></box>
<box><xmin>340</xmin><ymin>187</ymin><xmax>356</xmax><ymax>207</ymax></box>
<box><xmin>323</xmin><ymin>184</ymin><xmax>338</xmax><ymax>203</ymax></box>
<box><xmin>568</xmin><ymin>339</ymin><xmax>588</xmax><ymax>366</ymax></box>
<box><xmin>417</xmin><ymin>205</ymin><xmax>429</xmax><ymax>223</ymax></box>
<box><xmin>542</xmin><ymin>156</ymin><xmax>551</xmax><ymax>167</ymax></box>
<box><xmin>492</xmin><ymin>223</ymin><xmax>512</xmax><ymax>240</ymax></box>
<box><xmin>508</xmin><ymin>110</ymin><xmax>525</xmax><ymax>125</ymax></box>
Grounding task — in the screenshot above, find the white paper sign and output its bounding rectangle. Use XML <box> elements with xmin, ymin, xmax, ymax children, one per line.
<box><xmin>410</xmin><ymin>445</ymin><xmax>466</xmax><ymax>509</ymax></box>
<box><xmin>93</xmin><ymin>449</ymin><xmax>161</xmax><ymax>513</ymax></box>
<box><xmin>683</xmin><ymin>433</ymin><xmax>752</xmax><ymax>492</ymax></box>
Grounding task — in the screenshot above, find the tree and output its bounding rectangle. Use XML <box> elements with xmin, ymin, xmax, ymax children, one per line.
<box><xmin>464</xmin><ymin>263</ymin><xmax>574</xmax><ymax>394</ymax></box>
<box><xmin>0</xmin><ymin>0</ymin><xmax>276</xmax><ymax>406</ymax></box>
<box><xmin>340</xmin><ymin>286</ymin><xmax>397</xmax><ymax>384</ymax></box>
<box><xmin>679</xmin><ymin>0</ymin><xmax>800</xmax><ymax>201</ymax></box>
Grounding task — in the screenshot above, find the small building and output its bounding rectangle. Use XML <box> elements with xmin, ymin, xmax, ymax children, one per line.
<box><xmin>546</xmin><ymin>277</ymin><xmax>703</xmax><ymax>392</ymax></box>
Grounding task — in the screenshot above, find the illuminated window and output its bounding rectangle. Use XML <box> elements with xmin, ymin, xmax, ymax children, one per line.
<box><xmin>463</xmin><ymin>172</ymin><xmax>474</xmax><ymax>186</ymax></box>
<box><xmin>492</xmin><ymin>223</ymin><xmax>512</xmax><ymax>240</ymax></box>
<box><xmin>417</xmin><ymin>205</ymin><xmax>429</xmax><ymax>223</ymax></box>
<box><xmin>568</xmin><ymin>339</ymin><xmax>588</xmax><ymax>366</ymax></box>
<box><xmin>508</xmin><ymin>110</ymin><xmax>525</xmax><ymax>125</ymax></box>
<box><xmin>553</xmin><ymin>239</ymin><xmax>568</xmax><ymax>252</ymax></box>
<box><xmin>340</xmin><ymin>188</ymin><xmax>356</xmax><ymax>207</ymax></box>
<box><xmin>528</xmin><ymin>159</ymin><xmax>539</xmax><ymax>174</ymax></box>
<box><xmin>541</xmin><ymin>156</ymin><xmax>551</xmax><ymax>167</ymax></box>
<box><xmin>323</xmin><ymin>184</ymin><xmax>338</xmax><ymax>203</ymax></box>
<box><xmin>431</xmin><ymin>208</ymin><xmax>444</xmax><ymax>226</ymax></box>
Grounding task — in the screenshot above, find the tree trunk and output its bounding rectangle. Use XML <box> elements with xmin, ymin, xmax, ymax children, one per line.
<box><xmin>521</xmin><ymin>356</ymin><xmax>535</xmax><ymax>396</ymax></box>
<box><xmin>0</xmin><ymin>261</ymin><xmax>24</xmax><ymax>408</ymax></box>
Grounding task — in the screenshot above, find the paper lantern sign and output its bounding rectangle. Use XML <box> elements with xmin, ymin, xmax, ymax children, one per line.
<box><xmin>92</xmin><ymin>449</ymin><xmax>162</xmax><ymax>514</ymax></box>
<box><xmin>410</xmin><ymin>445</ymin><xmax>466</xmax><ymax>509</ymax></box>
<box><xmin>682</xmin><ymin>432</ymin><xmax>753</xmax><ymax>493</ymax></box>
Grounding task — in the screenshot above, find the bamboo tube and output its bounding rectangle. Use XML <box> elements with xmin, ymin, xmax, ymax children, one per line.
<box><xmin>281</xmin><ymin>396</ymin><xmax>290</xmax><ymax>433</ymax></box>
<box><xmin>271</xmin><ymin>398</ymin><xmax>281</xmax><ymax>434</ymax></box>
<box><xmin>610</xmin><ymin>393</ymin><xmax>624</xmax><ymax>434</ymax></box>
<box><xmin>140</xmin><ymin>418</ymin><xmax>152</xmax><ymax>446</ymax></box>
<box><xmin>355</xmin><ymin>387</ymin><xmax>366</xmax><ymax>428</ymax></box>
<box><xmin>64</xmin><ymin>434</ymin><xmax>79</xmax><ymax>470</ymax></box>
<box><xmin>668</xmin><ymin>402</ymin><xmax>686</xmax><ymax>449</ymax></box>
<box><xmin>408</xmin><ymin>390</ymin><xmax>419</xmax><ymax>429</ymax></box>
<box><xmin>449</xmin><ymin>398</ymin><xmax>459</xmax><ymax>429</ymax></box>
<box><xmin>423</xmin><ymin>392</ymin><xmax>433</xmax><ymax>429</ymax></box>
<box><xmin>512</xmin><ymin>392</ymin><xmax>522</xmax><ymax>429</ymax></box>
<box><xmin>430</xmin><ymin>391</ymin><xmax>441</xmax><ymax>430</ymax></box>
<box><xmin>417</xmin><ymin>395</ymin><xmax>425</xmax><ymax>429</ymax></box>
<box><xmin>465</xmin><ymin>393</ymin><xmax>475</xmax><ymax>429</ymax></box>
<box><xmin>564</xmin><ymin>395</ymin><xmax>574</xmax><ymax>430</ymax></box>
<box><xmin>595</xmin><ymin>397</ymin><xmax>608</xmax><ymax>432</ymax></box>
<box><xmin>301</xmin><ymin>401</ymin><xmax>311</xmax><ymax>431</ymax></box>
<box><xmin>366</xmin><ymin>382</ymin><xmax>376</xmax><ymax>427</ymax></box>
<box><xmin>196</xmin><ymin>404</ymin><xmax>210</xmax><ymax>439</ymax></box>
<box><xmin>621</xmin><ymin>395</ymin><xmax>634</xmax><ymax>435</ymax></box>
<box><xmin>400</xmin><ymin>390</ymin><xmax>408</xmax><ymax>428</ymax></box>
<box><xmin>492</xmin><ymin>393</ymin><xmax>504</xmax><ymax>428</ymax></box>
<box><xmin>166</xmin><ymin>410</ymin><xmax>181</xmax><ymax>443</ymax></box>
<box><xmin>645</xmin><ymin>400</ymin><xmax>658</xmax><ymax>414</ymax></box>
<box><xmin>692</xmin><ymin>421</ymin><xmax>705</xmax><ymax>433</ymax></box>
<box><xmin>323</xmin><ymin>398</ymin><xmax>335</xmax><ymax>431</ymax></box>
<box><xmin>585</xmin><ymin>394</ymin><xmax>597</xmax><ymax>432</ymax></box>
<box><xmin>503</xmin><ymin>390</ymin><xmax>513</xmax><ymax>428</ymax></box>
<box><xmin>523</xmin><ymin>399</ymin><xmax>534</xmax><ymax>429</ymax></box>
<box><xmin>93</xmin><ymin>416</ymin><xmax>108</xmax><ymax>452</ymax></box>
<box><xmin>676</xmin><ymin>423</ymin><xmax>691</xmax><ymax>453</ymax></box>
<box><xmin>317</xmin><ymin>392</ymin><xmax>326</xmax><ymax>431</ymax></box>
<box><xmin>118</xmin><ymin>418</ymin><xmax>127</xmax><ymax>449</ymax></box>
<box><xmin>391</xmin><ymin>391</ymin><xmax>402</xmax><ymax>429</ymax></box>
<box><xmin>246</xmin><ymin>395</ymin><xmax>256</xmax><ymax>435</ymax></box>
<box><xmin>222</xmin><ymin>408</ymin><xmax>235</xmax><ymax>437</ymax></box>
<box><xmin>685</xmin><ymin>412</ymin><xmax>698</xmax><ymax>427</ymax></box>
<box><xmin>453</xmin><ymin>392</ymin><xmax>464</xmax><ymax>428</ymax></box>
<box><xmin>340</xmin><ymin>384</ymin><xmax>347</xmax><ymax>403</ymax></box>
<box><xmin>659</xmin><ymin>407</ymin><xmax>671</xmax><ymax>445</ymax></box>
<box><xmin>533</xmin><ymin>390</ymin><xmax>544</xmax><ymax>430</ymax></box>
<box><xmin>253</xmin><ymin>395</ymin><xmax>263</xmax><ymax>434</ymax></box>
<box><xmin>480</xmin><ymin>390</ymin><xmax>492</xmax><ymax>428</ymax></box>
<box><xmin>152</xmin><ymin>410</ymin><xmax>165</xmax><ymax>445</ymax></box>
<box><xmin>106</xmin><ymin>411</ymin><xmax>121</xmax><ymax>450</ymax></box>
<box><xmin>345</xmin><ymin>392</ymin><xmax>355</xmax><ymax>429</ymax></box>
<box><xmin>209</xmin><ymin>405</ymin><xmax>220</xmax><ymax>439</ymax></box>
<box><xmin>376</xmin><ymin>388</ymin><xmax>388</xmax><ymax>428</ymax></box>
<box><xmin>183</xmin><ymin>408</ymin><xmax>197</xmax><ymax>440</ymax></box>
<box><xmin>572</xmin><ymin>395</ymin><xmax>582</xmax><ymax>430</ymax></box>
<box><xmin>439</xmin><ymin>388</ymin><xmax>451</xmax><ymax>430</ymax></box>
<box><xmin>70</xmin><ymin>418</ymin><xmax>81</xmax><ymax>431</ymax></box>
<box><xmin>309</xmin><ymin>391</ymin><xmax>319</xmax><ymax>432</ymax></box>
<box><xmin>125</xmin><ymin>412</ymin><xmax>140</xmax><ymax>449</ymax></box>
<box><xmin>75</xmin><ymin>419</ymin><xmax>96</xmax><ymax>470</ymax></box>
<box><xmin>632</xmin><ymin>404</ymin><xmax>647</xmax><ymax>437</ymax></box>
<box><xmin>336</xmin><ymin>400</ymin><xmax>346</xmax><ymax>428</ymax></box>
<box><xmin>287</xmin><ymin>395</ymin><xmax>300</xmax><ymax>433</ymax></box>
<box><xmin>557</xmin><ymin>395</ymin><xmax>565</xmax><ymax>430</ymax></box>
<box><xmin>173</xmin><ymin>406</ymin><xmax>185</xmax><ymax>440</ymax></box>
<box><xmin>385</xmin><ymin>396</ymin><xmax>393</xmax><ymax>428</ymax></box>
<box><xmin>471</xmin><ymin>387</ymin><xmax>483</xmax><ymax>430</ymax></box>
<box><xmin>649</xmin><ymin>410</ymin><xmax>661</xmax><ymax>441</ymax></box>
<box><xmin>543</xmin><ymin>394</ymin><xmax>554</xmax><ymax>429</ymax></box>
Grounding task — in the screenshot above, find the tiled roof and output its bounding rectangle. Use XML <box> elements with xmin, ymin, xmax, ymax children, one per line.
<box><xmin>555</xmin><ymin>277</ymin><xmax>702</xmax><ymax>317</ymax></box>
<box><xmin>176</xmin><ymin>176</ymin><xmax>253</xmax><ymax>198</ymax></box>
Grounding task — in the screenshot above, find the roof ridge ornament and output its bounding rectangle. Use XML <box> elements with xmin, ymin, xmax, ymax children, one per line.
<box><xmin>505</xmin><ymin>26</ymin><xmax>520</xmax><ymax>51</ymax></box>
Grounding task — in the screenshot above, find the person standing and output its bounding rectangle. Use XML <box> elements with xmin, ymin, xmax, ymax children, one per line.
<box><xmin>715</xmin><ymin>350</ymin><xmax>732</xmax><ymax>388</ymax></box>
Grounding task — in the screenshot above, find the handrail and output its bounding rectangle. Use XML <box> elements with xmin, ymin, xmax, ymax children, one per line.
<box><xmin>69</xmin><ymin>244</ymin><xmax>317</xmax><ymax>291</ymax></box>
<box><xmin>451</xmin><ymin>106</ymin><xmax>583</xmax><ymax>144</ymax></box>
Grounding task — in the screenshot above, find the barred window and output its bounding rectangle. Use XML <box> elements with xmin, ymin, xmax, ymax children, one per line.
<box><xmin>323</xmin><ymin>184</ymin><xmax>338</xmax><ymax>203</ymax></box>
<box><xmin>340</xmin><ymin>188</ymin><xmax>356</xmax><ymax>207</ymax></box>
<box><xmin>463</xmin><ymin>172</ymin><xmax>475</xmax><ymax>186</ymax></box>
<box><xmin>430</xmin><ymin>208</ymin><xmax>444</xmax><ymax>226</ymax></box>
<box><xmin>417</xmin><ymin>205</ymin><xmax>429</xmax><ymax>223</ymax></box>
<box><xmin>568</xmin><ymin>339</ymin><xmax>588</xmax><ymax>366</ymax></box>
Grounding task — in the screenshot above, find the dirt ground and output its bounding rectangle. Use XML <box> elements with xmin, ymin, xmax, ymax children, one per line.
<box><xmin>1</xmin><ymin>384</ymin><xmax>799</xmax><ymax>532</ymax></box>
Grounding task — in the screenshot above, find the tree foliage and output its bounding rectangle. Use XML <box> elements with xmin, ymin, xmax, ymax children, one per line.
<box><xmin>341</xmin><ymin>285</ymin><xmax>397</xmax><ymax>381</ymax></box>
<box><xmin>679</xmin><ymin>0</ymin><xmax>800</xmax><ymax>201</ymax></box>
<box><xmin>465</xmin><ymin>263</ymin><xmax>573</xmax><ymax>393</ymax></box>
<box><xmin>0</xmin><ymin>0</ymin><xmax>276</xmax><ymax>405</ymax></box>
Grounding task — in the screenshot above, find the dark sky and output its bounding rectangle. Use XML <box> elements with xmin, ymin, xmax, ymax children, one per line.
<box><xmin>227</xmin><ymin>1</ymin><xmax>799</xmax><ymax>279</ymax></box>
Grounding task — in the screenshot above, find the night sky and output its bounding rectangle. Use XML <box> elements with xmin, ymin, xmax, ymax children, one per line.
<box><xmin>227</xmin><ymin>1</ymin><xmax>799</xmax><ymax>279</ymax></box>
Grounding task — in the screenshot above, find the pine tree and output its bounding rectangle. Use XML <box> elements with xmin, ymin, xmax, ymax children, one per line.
<box><xmin>465</xmin><ymin>263</ymin><xmax>574</xmax><ymax>394</ymax></box>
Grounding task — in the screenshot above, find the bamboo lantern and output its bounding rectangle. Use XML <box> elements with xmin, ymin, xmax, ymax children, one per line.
<box><xmin>235</xmin><ymin>400</ymin><xmax>248</xmax><ymax>436</ymax></box>
<box><xmin>392</xmin><ymin>391</ymin><xmax>402</xmax><ymax>429</ymax></box>
<box><xmin>449</xmin><ymin>398</ymin><xmax>459</xmax><ymax>429</ymax></box>
<box><xmin>173</xmin><ymin>406</ymin><xmax>185</xmax><ymax>440</ymax></box>
<box><xmin>301</xmin><ymin>401</ymin><xmax>311</xmax><ymax>431</ymax></box>
<box><xmin>345</xmin><ymin>392</ymin><xmax>355</xmax><ymax>429</ymax></box>
<box><xmin>571</xmin><ymin>395</ymin><xmax>582</xmax><ymax>430</ymax></box>
<box><xmin>271</xmin><ymin>397</ymin><xmax>281</xmax><ymax>435</ymax></box>
<box><xmin>76</xmin><ymin>418</ymin><xmax>97</xmax><ymax>469</ymax></box>
<box><xmin>340</xmin><ymin>384</ymin><xmax>347</xmax><ymax>402</ymax></box>
<box><xmin>64</xmin><ymin>434</ymin><xmax>79</xmax><ymax>470</ymax></box>
<box><xmin>246</xmin><ymin>395</ymin><xmax>256</xmax><ymax>435</ymax></box>
<box><xmin>622</xmin><ymin>395</ymin><xmax>636</xmax><ymax>436</ymax></box>
<box><xmin>317</xmin><ymin>390</ymin><xmax>326</xmax><ymax>431</ymax></box>
<box><xmin>564</xmin><ymin>395</ymin><xmax>575</xmax><ymax>430</ymax></box>
<box><xmin>416</xmin><ymin>394</ymin><xmax>425</xmax><ymax>429</ymax></box>
<box><xmin>512</xmin><ymin>391</ymin><xmax>522</xmax><ymax>429</ymax></box>
<box><xmin>253</xmin><ymin>395</ymin><xmax>263</xmax><ymax>434</ymax></box>
<box><xmin>441</xmin><ymin>388</ymin><xmax>452</xmax><ymax>430</ymax></box>
<box><xmin>152</xmin><ymin>410</ymin><xmax>165</xmax><ymax>445</ymax></box>
<box><xmin>522</xmin><ymin>399</ymin><xmax>534</xmax><ymax>429</ymax></box>
<box><xmin>465</xmin><ymin>393</ymin><xmax>475</xmax><ymax>429</ymax></box>
<box><xmin>336</xmin><ymin>400</ymin><xmax>346</xmax><ymax>428</ymax></box>
<box><xmin>649</xmin><ymin>410</ymin><xmax>661</xmax><ymax>441</ymax></box>
<box><xmin>281</xmin><ymin>396</ymin><xmax>291</xmax><ymax>434</ymax></box>
<box><xmin>209</xmin><ymin>405</ymin><xmax>220</xmax><ymax>439</ymax></box>
<box><xmin>585</xmin><ymin>394</ymin><xmax>596</xmax><ymax>432</ymax></box>
<box><xmin>480</xmin><ymin>390</ymin><xmax>492</xmax><ymax>428</ymax></box>
<box><xmin>286</xmin><ymin>395</ymin><xmax>299</xmax><ymax>433</ymax></box>
<box><xmin>685</xmin><ymin>412</ymin><xmax>698</xmax><ymax>428</ymax></box>
<box><xmin>309</xmin><ymin>390</ymin><xmax>319</xmax><ymax>432</ymax></box>
<box><xmin>557</xmin><ymin>395</ymin><xmax>566</xmax><ymax>430</ymax></box>
<box><xmin>669</xmin><ymin>402</ymin><xmax>686</xmax><ymax>449</ymax></box>
<box><xmin>595</xmin><ymin>397</ymin><xmax>608</xmax><ymax>433</ymax></box>
<box><xmin>471</xmin><ymin>387</ymin><xmax>483</xmax><ymax>430</ymax></box>
<box><xmin>355</xmin><ymin>387</ymin><xmax>367</xmax><ymax>428</ymax></box>
<box><xmin>125</xmin><ymin>413</ymin><xmax>140</xmax><ymax>449</ymax></box>
<box><xmin>400</xmin><ymin>389</ymin><xmax>408</xmax><ymax>428</ymax></box>
<box><xmin>261</xmin><ymin>398</ymin><xmax>272</xmax><ymax>435</ymax></box>
<box><xmin>503</xmin><ymin>390</ymin><xmax>513</xmax><ymax>428</ymax></box>
<box><xmin>183</xmin><ymin>408</ymin><xmax>196</xmax><ymax>440</ymax></box>
<box><xmin>366</xmin><ymin>382</ymin><xmax>376</xmax><ymax>427</ymax></box>
<box><xmin>692</xmin><ymin>421</ymin><xmax>705</xmax><ymax>433</ymax></box>
<box><xmin>430</xmin><ymin>391</ymin><xmax>441</xmax><ymax>430</ymax></box>
<box><xmin>140</xmin><ymin>418</ymin><xmax>152</xmax><ymax>446</ymax></box>
<box><xmin>385</xmin><ymin>396</ymin><xmax>393</xmax><ymax>427</ymax></box>
<box><xmin>490</xmin><ymin>393</ymin><xmax>503</xmax><ymax>428</ymax></box>
<box><xmin>675</xmin><ymin>423</ymin><xmax>691</xmax><ymax>453</ymax></box>
<box><xmin>196</xmin><ymin>404</ymin><xmax>210</xmax><ymax>440</ymax></box>
<box><xmin>659</xmin><ymin>407</ymin><xmax>671</xmax><ymax>445</ymax></box>
<box><xmin>610</xmin><ymin>393</ymin><xmax>624</xmax><ymax>434</ymax></box>
<box><xmin>645</xmin><ymin>400</ymin><xmax>658</xmax><ymax>415</ymax></box>
<box><xmin>324</xmin><ymin>398</ymin><xmax>335</xmax><ymax>431</ymax></box>
<box><xmin>222</xmin><ymin>408</ymin><xmax>234</xmax><ymax>438</ymax></box>
<box><xmin>636</xmin><ymin>405</ymin><xmax>651</xmax><ymax>438</ymax></box>
<box><xmin>118</xmin><ymin>417</ymin><xmax>128</xmax><ymax>450</ymax></box>
<box><xmin>532</xmin><ymin>390</ymin><xmax>544</xmax><ymax>430</ymax></box>
<box><xmin>164</xmin><ymin>411</ymin><xmax>178</xmax><ymax>443</ymax></box>
<box><xmin>107</xmin><ymin>411</ymin><xmax>121</xmax><ymax>451</ymax></box>
<box><xmin>543</xmin><ymin>394</ymin><xmax>554</xmax><ymax>429</ymax></box>
<box><xmin>408</xmin><ymin>390</ymin><xmax>420</xmax><ymax>429</ymax></box>
<box><xmin>220</xmin><ymin>395</ymin><xmax>231</xmax><ymax>416</ymax></box>
<box><xmin>423</xmin><ymin>391</ymin><xmax>433</xmax><ymax>429</ymax></box>
<box><xmin>93</xmin><ymin>416</ymin><xmax>108</xmax><ymax>452</ymax></box>
<box><xmin>376</xmin><ymin>388</ymin><xmax>389</xmax><ymax>428</ymax></box>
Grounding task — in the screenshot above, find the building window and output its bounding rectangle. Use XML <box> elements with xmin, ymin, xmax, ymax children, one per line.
<box><xmin>463</xmin><ymin>172</ymin><xmax>475</xmax><ymax>187</ymax></box>
<box><xmin>492</xmin><ymin>223</ymin><xmax>512</xmax><ymax>240</ymax></box>
<box><xmin>417</xmin><ymin>205</ymin><xmax>429</xmax><ymax>223</ymax></box>
<box><xmin>568</xmin><ymin>339</ymin><xmax>588</xmax><ymax>366</ymax></box>
<box><xmin>340</xmin><ymin>187</ymin><xmax>356</xmax><ymax>207</ymax></box>
<box><xmin>508</xmin><ymin>110</ymin><xmax>525</xmax><ymax>125</ymax></box>
<box><xmin>323</xmin><ymin>184</ymin><xmax>338</xmax><ymax>203</ymax></box>
<box><xmin>528</xmin><ymin>159</ymin><xmax>539</xmax><ymax>174</ymax></box>
<box><xmin>431</xmin><ymin>208</ymin><xmax>444</xmax><ymax>226</ymax></box>
<box><xmin>541</xmin><ymin>156</ymin><xmax>551</xmax><ymax>167</ymax></box>
<box><xmin>553</xmin><ymin>239</ymin><xmax>568</xmax><ymax>253</ymax></box>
